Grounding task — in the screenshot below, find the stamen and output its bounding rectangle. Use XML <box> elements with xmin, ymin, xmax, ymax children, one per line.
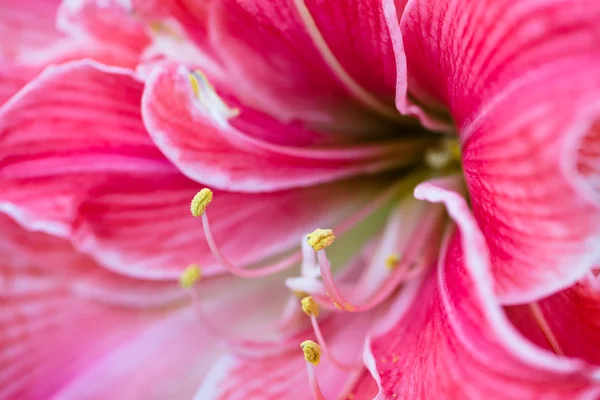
<box><xmin>187</xmin><ymin>69</ymin><xmax>240</xmax><ymax>127</ymax></box>
<box><xmin>301</xmin><ymin>296</ymin><xmax>320</xmax><ymax>317</ymax></box>
<box><xmin>311</xmin><ymin>209</ymin><xmax>442</xmax><ymax>312</ymax></box>
<box><xmin>425</xmin><ymin>139</ymin><xmax>461</xmax><ymax>170</ymax></box>
<box><xmin>307</xmin><ymin>229</ymin><xmax>335</xmax><ymax>251</ymax></box>
<box><xmin>385</xmin><ymin>253</ymin><xmax>400</xmax><ymax>271</ymax></box>
<box><xmin>179</xmin><ymin>264</ymin><xmax>201</xmax><ymax>288</ymax></box>
<box><xmin>201</xmin><ymin>211</ymin><xmax>302</xmax><ymax>278</ymax></box>
<box><xmin>190</xmin><ymin>188</ymin><xmax>213</xmax><ymax>217</ymax></box>
<box><xmin>299</xmin><ymin>298</ymin><xmax>361</xmax><ymax>370</ymax></box>
<box><xmin>306</xmin><ymin>361</ymin><xmax>327</xmax><ymax>400</ymax></box>
<box><xmin>529</xmin><ymin>302</ymin><xmax>565</xmax><ymax>356</ymax></box>
<box><xmin>301</xmin><ymin>340</ymin><xmax>322</xmax><ymax>365</ymax></box>
<box><xmin>194</xmin><ymin>176</ymin><xmax>415</xmax><ymax>279</ymax></box>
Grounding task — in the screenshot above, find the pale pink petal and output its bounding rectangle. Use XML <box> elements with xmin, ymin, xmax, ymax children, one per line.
<box><xmin>0</xmin><ymin>60</ymin><xmax>389</xmax><ymax>278</ymax></box>
<box><xmin>398</xmin><ymin>0</ymin><xmax>600</xmax><ymax>302</ymax></box>
<box><xmin>366</xmin><ymin>184</ymin><xmax>600</xmax><ymax>399</ymax></box>
<box><xmin>142</xmin><ymin>65</ymin><xmax>429</xmax><ymax>192</ymax></box>
<box><xmin>0</xmin><ymin>214</ymin><xmax>206</xmax><ymax>399</ymax></box>
<box><xmin>56</xmin><ymin>0</ymin><xmax>151</xmax><ymax>52</ymax></box>
<box><xmin>203</xmin><ymin>0</ymin><xmax>401</xmax><ymax>126</ymax></box>
<box><xmin>506</xmin><ymin>274</ymin><xmax>600</xmax><ymax>364</ymax></box>
<box><xmin>194</xmin><ymin>313</ymin><xmax>371</xmax><ymax>400</ymax></box>
<box><xmin>0</xmin><ymin>60</ymin><xmax>172</xmax><ymax>237</ymax></box>
<box><xmin>0</xmin><ymin>214</ymin><xmax>184</xmax><ymax>308</ymax></box>
<box><xmin>0</xmin><ymin>0</ymin><xmax>146</xmax><ymax>105</ymax></box>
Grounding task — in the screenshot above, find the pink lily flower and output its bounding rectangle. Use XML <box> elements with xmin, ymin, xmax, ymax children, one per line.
<box><xmin>1</xmin><ymin>0</ymin><xmax>600</xmax><ymax>399</ymax></box>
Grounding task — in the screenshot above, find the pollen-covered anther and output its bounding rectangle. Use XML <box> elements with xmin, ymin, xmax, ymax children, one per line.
<box><xmin>301</xmin><ymin>340</ymin><xmax>322</xmax><ymax>365</ymax></box>
<box><xmin>385</xmin><ymin>253</ymin><xmax>400</xmax><ymax>270</ymax></box>
<box><xmin>307</xmin><ymin>228</ymin><xmax>335</xmax><ymax>251</ymax></box>
<box><xmin>180</xmin><ymin>264</ymin><xmax>202</xmax><ymax>289</ymax></box>
<box><xmin>301</xmin><ymin>296</ymin><xmax>320</xmax><ymax>317</ymax></box>
<box><xmin>191</xmin><ymin>188</ymin><xmax>213</xmax><ymax>217</ymax></box>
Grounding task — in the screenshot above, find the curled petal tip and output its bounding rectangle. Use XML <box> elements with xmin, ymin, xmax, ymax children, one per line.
<box><xmin>191</xmin><ymin>188</ymin><xmax>213</xmax><ymax>217</ymax></box>
<box><xmin>307</xmin><ymin>228</ymin><xmax>335</xmax><ymax>251</ymax></box>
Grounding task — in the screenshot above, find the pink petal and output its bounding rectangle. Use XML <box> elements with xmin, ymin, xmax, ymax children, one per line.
<box><xmin>142</xmin><ymin>65</ymin><xmax>429</xmax><ymax>192</ymax></box>
<box><xmin>368</xmin><ymin>180</ymin><xmax>600</xmax><ymax>399</ymax></box>
<box><xmin>0</xmin><ymin>60</ymin><xmax>172</xmax><ymax>237</ymax></box>
<box><xmin>506</xmin><ymin>274</ymin><xmax>600</xmax><ymax>364</ymax></box>
<box><xmin>56</xmin><ymin>0</ymin><xmax>151</xmax><ymax>53</ymax></box>
<box><xmin>194</xmin><ymin>313</ymin><xmax>372</xmax><ymax>400</ymax></box>
<box><xmin>0</xmin><ymin>61</ymin><xmax>388</xmax><ymax>278</ymax></box>
<box><xmin>0</xmin><ymin>0</ymin><xmax>146</xmax><ymax>105</ymax></box>
<box><xmin>174</xmin><ymin>0</ymin><xmax>401</xmax><ymax>126</ymax></box>
<box><xmin>0</xmin><ymin>214</ymin><xmax>183</xmax><ymax>308</ymax></box>
<box><xmin>0</xmin><ymin>214</ymin><xmax>210</xmax><ymax>399</ymax></box>
<box><xmin>398</xmin><ymin>0</ymin><xmax>600</xmax><ymax>302</ymax></box>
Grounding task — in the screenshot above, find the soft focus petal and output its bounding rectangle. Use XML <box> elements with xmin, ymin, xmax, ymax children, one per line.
<box><xmin>0</xmin><ymin>0</ymin><xmax>152</xmax><ymax>107</ymax></box>
<box><xmin>0</xmin><ymin>214</ymin><xmax>183</xmax><ymax>308</ymax></box>
<box><xmin>398</xmin><ymin>0</ymin><xmax>600</xmax><ymax>302</ymax></box>
<box><xmin>506</xmin><ymin>274</ymin><xmax>600</xmax><ymax>364</ymax></box>
<box><xmin>194</xmin><ymin>314</ymin><xmax>371</xmax><ymax>400</ymax></box>
<box><xmin>366</xmin><ymin>179</ymin><xmax>600</xmax><ymax>399</ymax></box>
<box><xmin>56</xmin><ymin>0</ymin><xmax>151</xmax><ymax>52</ymax></box>
<box><xmin>0</xmin><ymin>214</ymin><xmax>212</xmax><ymax>399</ymax></box>
<box><xmin>142</xmin><ymin>65</ymin><xmax>430</xmax><ymax>192</ymax></box>
<box><xmin>177</xmin><ymin>0</ymin><xmax>401</xmax><ymax>126</ymax></box>
<box><xmin>0</xmin><ymin>60</ymin><xmax>390</xmax><ymax>278</ymax></box>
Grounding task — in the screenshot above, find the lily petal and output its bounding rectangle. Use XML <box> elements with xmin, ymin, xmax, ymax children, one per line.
<box><xmin>142</xmin><ymin>65</ymin><xmax>429</xmax><ymax>192</ymax></box>
<box><xmin>366</xmin><ymin>179</ymin><xmax>600</xmax><ymax>399</ymax></box>
<box><xmin>169</xmin><ymin>0</ymin><xmax>401</xmax><ymax>127</ymax></box>
<box><xmin>0</xmin><ymin>60</ymin><xmax>389</xmax><ymax>278</ymax></box>
<box><xmin>398</xmin><ymin>0</ymin><xmax>600</xmax><ymax>302</ymax></box>
<box><xmin>194</xmin><ymin>313</ymin><xmax>371</xmax><ymax>400</ymax></box>
<box><xmin>56</xmin><ymin>0</ymin><xmax>151</xmax><ymax>52</ymax></box>
<box><xmin>0</xmin><ymin>213</ymin><xmax>211</xmax><ymax>399</ymax></box>
<box><xmin>506</xmin><ymin>273</ymin><xmax>600</xmax><ymax>364</ymax></box>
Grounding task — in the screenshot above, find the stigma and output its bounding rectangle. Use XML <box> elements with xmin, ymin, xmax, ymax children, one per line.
<box><xmin>307</xmin><ymin>228</ymin><xmax>335</xmax><ymax>251</ymax></box>
<box><xmin>191</xmin><ymin>188</ymin><xmax>213</xmax><ymax>217</ymax></box>
<box><xmin>180</xmin><ymin>264</ymin><xmax>202</xmax><ymax>288</ymax></box>
<box><xmin>301</xmin><ymin>340</ymin><xmax>322</xmax><ymax>365</ymax></box>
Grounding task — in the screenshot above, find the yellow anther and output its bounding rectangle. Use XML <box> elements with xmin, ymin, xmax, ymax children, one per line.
<box><xmin>187</xmin><ymin>70</ymin><xmax>240</xmax><ymax>124</ymax></box>
<box><xmin>188</xmin><ymin>72</ymin><xmax>201</xmax><ymax>98</ymax></box>
<box><xmin>385</xmin><ymin>253</ymin><xmax>400</xmax><ymax>271</ymax></box>
<box><xmin>306</xmin><ymin>228</ymin><xmax>335</xmax><ymax>251</ymax></box>
<box><xmin>191</xmin><ymin>188</ymin><xmax>213</xmax><ymax>217</ymax></box>
<box><xmin>301</xmin><ymin>340</ymin><xmax>322</xmax><ymax>365</ymax></box>
<box><xmin>180</xmin><ymin>264</ymin><xmax>202</xmax><ymax>288</ymax></box>
<box><xmin>301</xmin><ymin>296</ymin><xmax>320</xmax><ymax>317</ymax></box>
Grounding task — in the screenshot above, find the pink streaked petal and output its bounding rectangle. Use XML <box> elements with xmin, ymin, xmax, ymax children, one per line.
<box><xmin>73</xmin><ymin>173</ymin><xmax>390</xmax><ymax>279</ymax></box>
<box><xmin>206</xmin><ymin>0</ymin><xmax>401</xmax><ymax>125</ymax></box>
<box><xmin>366</xmin><ymin>191</ymin><xmax>600</xmax><ymax>400</ymax></box>
<box><xmin>506</xmin><ymin>274</ymin><xmax>600</xmax><ymax>365</ymax></box>
<box><xmin>398</xmin><ymin>0</ymin><xmax>600</xmax><ymax>127</ymax></box>
<box><xmin>0</xmin><ymin>60</ymin><xmax>173</xmax><ymax>237</ymax></box>
<box><xmin>142</xmin><ymin>65</ymin><xmax>429</xmax><ymax>192</ymax></box>
<box><xmin>0</xmin><ymin>0</ymin><xmax>62</xmax><ymax>63</ymax></box>
<box><xmin>0</xmin><ymin>214</ymin><xmax>184</xmax><ymax>308</ymax></box>
<box><xmin>56</xmin><ymin>0</ymin><xmax>151</xmax><ymax>53</ymax></box>
<box><xmin>460</xmin><ymin>64</ymin><xmax>600</xmax><ymax>303</ymax></box>
<box><xmin>194</xmin><ymin>314</ymin><xmax>371</xmax><ymax>400</ymax></box>
<box><xmin>52</xmin><ymin>308</ymin><xmax>218</xmax><ymax>400</ymax></box>
<box><xmin>398</xmin><ymin>0</ymin><xmax>600</xmax><ymax>300</ymax></box>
